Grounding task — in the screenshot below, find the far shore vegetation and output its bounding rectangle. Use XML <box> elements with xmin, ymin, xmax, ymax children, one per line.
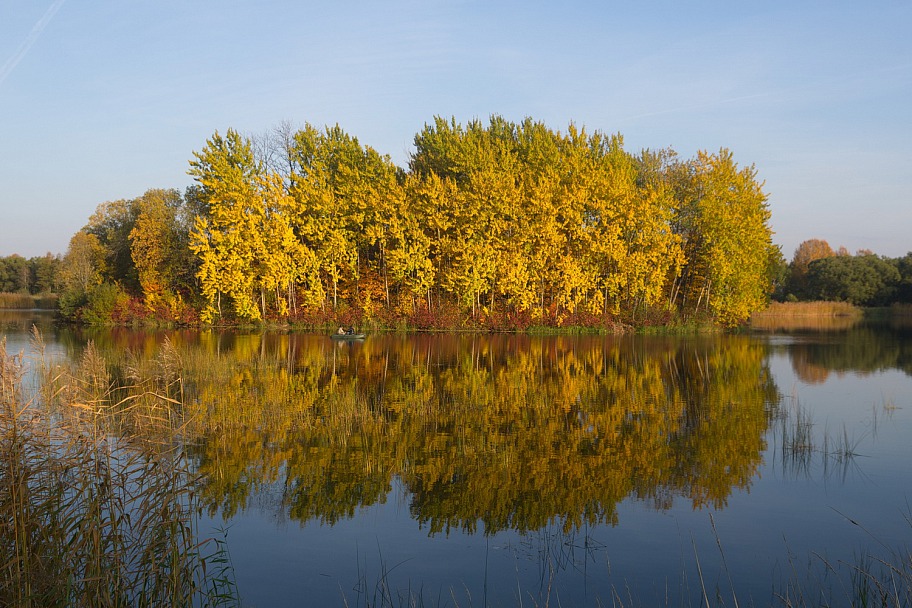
<box><xmin>1</xmin><ymin>117</ymin><xmax>909</xmax><ymax>330</ymax></box>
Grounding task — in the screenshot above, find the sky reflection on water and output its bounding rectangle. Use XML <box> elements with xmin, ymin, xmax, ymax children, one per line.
<box><xmin>2</xmin><ymin>310</ymin><xmax>911</xmax><ymax>606</ymax></box>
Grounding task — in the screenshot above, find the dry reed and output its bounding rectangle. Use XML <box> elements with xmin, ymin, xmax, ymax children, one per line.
<box><xmin>0</xmin><ymin>293</ymin><xmax>57</xmax><ymax>310</ymax></box>
<box><xmin>750</xmin><ymin>301</ymin><xmax>862</xmax><ymax>332</ymax></box>
<box><xmin>0</xmin><ymin>330</ymin><xmax>237</xmax><ymax>607</ymax></box>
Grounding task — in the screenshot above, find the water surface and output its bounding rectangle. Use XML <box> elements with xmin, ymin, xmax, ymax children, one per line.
<box><xmin>4</xmin><ymin>310</ymin><xmax>911</xmax><ymax>606</ymax></box>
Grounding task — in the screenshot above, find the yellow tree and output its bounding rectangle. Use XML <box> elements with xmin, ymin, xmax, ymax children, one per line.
<box><xmin>551</xmin><ymin>125</ymin><xmax>603</xmax><ymax>315</ymax></box>
<box><xmin>258</xmin><ymin>173</ymin><xmax>321</xmax><ymax>315</ymax></box>
<box><xmin>687</xmin><ymin>150</ymin><xmax>775</xmax><ymax>325</ymax></box>
<box><xmin>512</xmin><ymin>120</ymin><xmax>568</xmax><ymax>316</ymax></box>
<box><xmin>129</xmin><ymin>188</ymin><xmax>187</xmax><ymax>315</ymax></box>
<box><xmin>410</xmin><ymin>117</ymin><xmax>507</xmax><ymax>317</ymax></box>
<box><xmin>289</xmin><ymin>124</ymin><xmax>385</xmax><ymax>311</ymax></box>
<box><xmin>590</xmin><ymin>136</ymin><xmax>683</xmax><ymax>316</ymax></box>
<box><xmin>188</xmin><ymin>129</ymin><xmax>265</xmax><ymax>322</ymax></box>
<box><xmin>384</xmin><ymin>174</ymin><xmax>437</xmax><ymax>311</ymax></box>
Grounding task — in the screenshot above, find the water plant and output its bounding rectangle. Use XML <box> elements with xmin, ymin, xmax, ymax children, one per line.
<box><xmin>0</xmin><ymin>331</ymin><xmax>238</xmax><ymax>607</ymax></box>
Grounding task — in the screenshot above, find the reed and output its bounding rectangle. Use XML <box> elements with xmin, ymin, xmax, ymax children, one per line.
<box><xmin>755</xmin><ymin>301</ymin><xmax>862</xmax><ymax>317</ymax></box>
<box><xmin>750</xmin><ymin>301</ymin><xmax>862</xmax><ymax>332</ymax></box>
<box><xmin>0</xmin><ymin>332</ymin><xmax>237</xmax><ymax>607</ymax></box>
<box><xmin>0</xmin><ymin>293</ymin><xmax>57</xmax><ymax>310</ymax></box>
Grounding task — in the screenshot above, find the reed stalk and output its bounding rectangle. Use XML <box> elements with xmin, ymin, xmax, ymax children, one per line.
<box><xmin>0</xmin><ymin>332</ymin><xmax>237</xmax><ymax>607</ymax></box>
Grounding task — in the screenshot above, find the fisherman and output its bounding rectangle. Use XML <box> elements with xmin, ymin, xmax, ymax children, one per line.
<box><xmin>337</xmin><ymin>326</ymin><xmax>346</xmax><ymax>335</ymax></box>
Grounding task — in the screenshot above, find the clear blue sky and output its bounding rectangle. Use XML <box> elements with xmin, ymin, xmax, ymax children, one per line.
<box><xmin>1</xmin><ymin>1</ymin><xmax>910</xmax><ymax>260</ymax></box>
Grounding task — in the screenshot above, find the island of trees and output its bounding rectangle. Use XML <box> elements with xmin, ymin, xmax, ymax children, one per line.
<box><xmin>2</xmin><ymin>116</ymin><xmax>909</xmax><ymax>329</ymax></box>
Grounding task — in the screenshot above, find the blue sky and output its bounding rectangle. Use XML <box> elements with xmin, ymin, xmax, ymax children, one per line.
<box><xmin>1</xmin><ymin>1</ymin><xmax>910</xmax><ymax>260</ymax></box>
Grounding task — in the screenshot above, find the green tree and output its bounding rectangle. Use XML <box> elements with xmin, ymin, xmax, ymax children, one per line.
<box><xmin>806</xmin><ymin>254</ymin><xmax>900</xmax><ymax>305</ymax></box>
<box><xmin>29</xmin><ymin>253</ymin><xmax>60</xmax><ymax>294</ymax></box>
<box><xmin>895</xmin><ymin>252</ymin><xmax>912</xmax><ymax>303</ymax></box>
<box><xmin>0</xmin><ymin>255</ymin><xmax>29</xmax><ymax>293</ymax></box>
<box><xmin>84</xmin><ymin>199</ymin><xmax>141</xmax><ymax>292</ymax></box>
<box><xmin>58</xmin><ymin>231</ymin><xmax>107</xmax><ymax>319</ymax></box>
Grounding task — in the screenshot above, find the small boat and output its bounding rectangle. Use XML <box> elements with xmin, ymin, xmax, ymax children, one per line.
<box><xmin>330</xmin><ymin>332</ymin><xmax>366</xmax><ymax>340</ymax></box>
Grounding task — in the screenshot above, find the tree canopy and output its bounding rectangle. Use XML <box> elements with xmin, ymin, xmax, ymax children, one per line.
<box><xmin>51</xmin><ymin>115</ymin><xmax>785</xmax><ymax>328</ymax></box>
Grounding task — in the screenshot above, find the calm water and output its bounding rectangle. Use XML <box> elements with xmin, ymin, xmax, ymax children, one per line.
<box><xmin>4</xmin><ymin>310</ymin><xmax>912</xmax><ymax>606</ymax></box>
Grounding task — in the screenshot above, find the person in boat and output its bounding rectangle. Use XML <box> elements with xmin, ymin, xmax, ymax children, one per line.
<box><xmin>337</xmin><ymin>326</ymin><xmax>346</xmax><ymax>335</ymax></box>
<box><xmin>347</xmin><ymin>326</ymin><xmax>355</xmax><ymax>335</ymax></box>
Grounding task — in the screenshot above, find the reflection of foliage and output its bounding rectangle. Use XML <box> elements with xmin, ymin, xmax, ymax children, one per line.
<box><xmin>788</xmin><ymin>323</ymin><xmax>912</xmax><ymax>378</ymax></box>
<box><xmin>87</xmin><ymin>333</ymin><xmax>779</xmax><ymax>534</ymax></box>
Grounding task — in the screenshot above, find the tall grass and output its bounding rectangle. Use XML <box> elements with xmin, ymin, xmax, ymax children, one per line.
<box><xmin>0</xmin><ymin>293</ymin><xmax>58</xmax><ymax>310</ymax></box>
<box><xmin>756</xmin><ymin>301</ymin><xmax>862</xmax><ymax>317</ymax></box>
<box><xmin>750</xmin><ymin>301</ymin><xmax>862</xmax><ymax>332</ymax></box>
<box><xmin>0</xmin><ymin>330</ymin><xmax>237</xmax><ymax>607</ymax></box>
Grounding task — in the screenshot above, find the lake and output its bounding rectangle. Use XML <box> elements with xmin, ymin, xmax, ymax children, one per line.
<box><xmin>3</xmin><ymin>310</ymin><xmax>912</xmax><ymax>606</ymax></box>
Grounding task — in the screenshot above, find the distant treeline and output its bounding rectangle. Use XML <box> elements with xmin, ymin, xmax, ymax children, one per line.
<box><xmin>0</xmin><ymin>253</ymin><xmax>59</xmax><ymax>295</ymax></box>
<box><xmin>774</xmin><ymin>238</ymin><xmax>912</xmax><ymax>306</ymax></box>
<box><xmin>0</xmin><ymin>254</ymin><xmax>60</xmax><ymax>309</ymax></box>
<box><xmin>47</xmin><ymin>115</ymin><xmax>784</xmax><ymax>328</ymax></box>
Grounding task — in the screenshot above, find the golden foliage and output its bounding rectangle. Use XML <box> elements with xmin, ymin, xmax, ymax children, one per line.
<box><xmin>184</xmin><ymin>118</ymin><xmax>775</xmax><ymax>326</ymax></box>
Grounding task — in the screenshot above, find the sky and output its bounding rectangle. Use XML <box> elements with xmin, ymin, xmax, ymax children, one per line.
<box><xmin>1</xmin><ymin>1</ymin><xmax>910</xmax><ymax>260</ymax></box>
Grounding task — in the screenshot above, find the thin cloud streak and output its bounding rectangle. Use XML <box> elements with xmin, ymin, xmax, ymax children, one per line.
<box><xmin>0</xmin><ymin>0</ymin><xmax>67</xmax><ymax>88</ymax></box>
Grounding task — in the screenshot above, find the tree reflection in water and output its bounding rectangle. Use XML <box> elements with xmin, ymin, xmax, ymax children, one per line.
<box><xmin>80</xmin><ymin>332</ymin><xmax>780</xmax><ymax>533</ymax></box>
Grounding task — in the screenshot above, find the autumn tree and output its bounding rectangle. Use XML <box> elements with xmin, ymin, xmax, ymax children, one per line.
<box><xmin>788</xmin><ymin>238</ymin><xmax>835</xmax><ymax>299</ymax></box>
<box><xmin>668</xmin><ymin>150</ymin><xmax>775</xmax><ymax>325</ymax></box>
<box><xmin>189</xmin><ymin>129</ymin><xmax>266</xmax><ymax>322</ymax></box>
<box><xmin>288</xmin><ymin>125</ymin><xmax>373</xmax><ymax>310</ymax></box>
<box><xmin>167</xmin><ymin>117</ymin><xmax>780</xmax><ymax>326</ymax></box>
<box><xmin>129</xmin><ymin>188</ymin><xmax>194</xmax><ymax>316</ymax></box>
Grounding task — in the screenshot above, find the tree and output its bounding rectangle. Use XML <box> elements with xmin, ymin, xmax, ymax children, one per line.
<box><xmin>788</xmin><ymin>238</ymin><xmax>835</xmax><ymax>298</ymax></box>
<box><xmin>130</xmin><ymin>188</ymin><xmax>192</xmax><ymax>315</ymax></box>
<box><xmin>288</xmin><ymin>124</ymin><xmax>405</xmax><ymax>312</ymax></box>
<box><xmin>895</xmin><ymin>252</ymin><xmax>912</xmax><ymax>303</ymax></box>
<box><xmin>0</xmin><ymin>255</ymin><xmax>29</xmax><ymax>293</ymax></box>
<box><xmin>582</xmin><ymin>133</ymin><xmax>683</xmax><ymax>316</ymax></box>
<box><xmin>84</xmin><ymin>199</ymin><xmax>141</xmax><ymax>292</ymax></box>
<box><xmin>258</xmin><ymin>172</ymin><xmax>321</xmax><ymax>314</ymax></box>
<box><xmin>288</xmin><ymin>125</ymin><xmax>361</xmax><ymax>310</ymax></box>
<box><xmin>29</xmin><ymin>253</ymin><xmax>60</xmax><ymax>294</ymax></box>
<box><xmin>805</xmin><ymin>254</ymin><xmax>900</xmax><ymax>305</ymax></box>
<box><xmin>58</xmin><ymin>231</ymin><xmax>107</xmax><ymax>319</ymax></box>
<box><xmin>189</xmin><ymin>129</ymin><xmax>266</xmax><ymax>322</ymax></box>
<box><xmin>675</xmin><ymin>150</ymin><xmax>775</xmax><ymax>325</ymax></box>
